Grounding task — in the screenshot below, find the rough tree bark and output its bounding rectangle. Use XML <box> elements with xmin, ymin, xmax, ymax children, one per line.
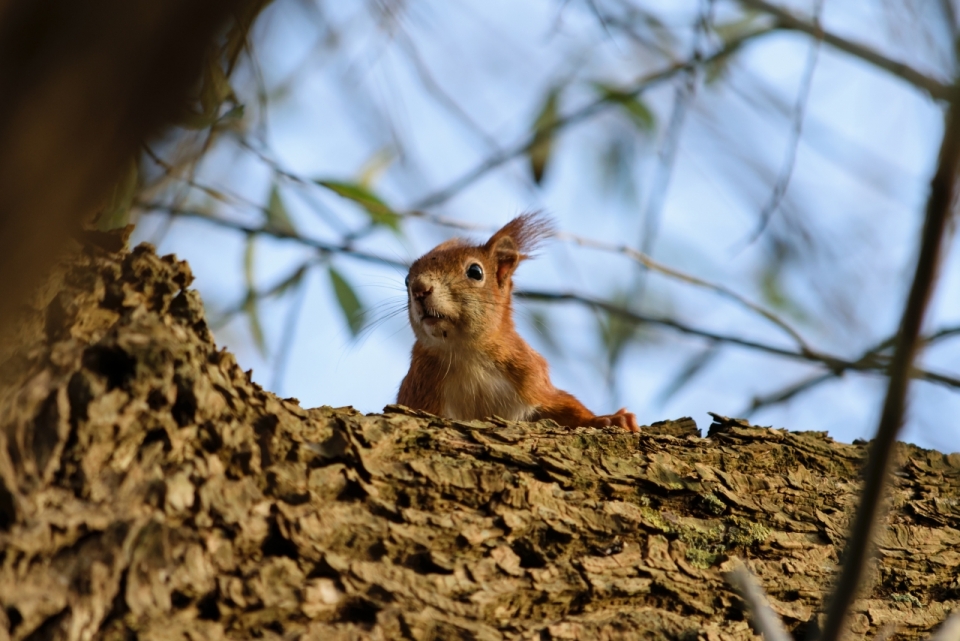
<box><xmin>0</xmin><ymin>237</ymin><xmax>958</xmax><ymax>641</ymax></box>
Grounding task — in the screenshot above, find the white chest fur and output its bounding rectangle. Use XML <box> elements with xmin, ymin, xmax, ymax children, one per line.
<box><xmin>440</xmin><ymin>353</ymin><xmax>535</xmax><ymax>422</ymax></box>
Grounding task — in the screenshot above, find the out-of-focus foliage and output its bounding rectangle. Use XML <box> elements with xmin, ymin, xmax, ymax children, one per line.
<box><xmin>114</xmin><ymin>0</ymin><xmax>960</xmax><ymax>450</ymax></box>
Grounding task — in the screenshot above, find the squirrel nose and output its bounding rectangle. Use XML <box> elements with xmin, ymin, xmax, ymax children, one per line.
<box><xmin>411</xmin><ymin>283</ymin><xmax>433</xmax><ymax>301</ymax></box>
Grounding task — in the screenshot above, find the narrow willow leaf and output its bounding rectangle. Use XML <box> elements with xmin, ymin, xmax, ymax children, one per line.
<box><xmin>273</xmin><ymin>264</ymin><xmax>308</xmax><ymax>298</ymax></box>
<box><xmin>358</xmin><ymin>148</ymin><xmax>395</xmax><ymax>187</ymax></box>
<box><xmin>200</xmin><ymin>58</ymin><xmax>234</xmax><ymax>115</ymax></box>
<box><xmin>180</xmin><ymin>110</ymin><xmax>220</xmax><ymax>130</ymax></box>
<box><xmin>329</xmin><ymin>267</ymin><xmax>366</xmax><ymax>336</ymax></box>
<box><xmin>242</xmin><ymin>294</ymin><xmax>267</xmax><ymax>356</ymax></box>
<box><xmin>705</xmin><ymin>13</ymin><xmax>764</xmax><ymax>85</ymax></box>
<box><xmin>593</xmin><ymin>83</ymin><xmax>656</xmax><ymax>132</ymax></box>
<box><xmin>243</xmin><ymin>236</ymin><xmax>267</xmax><ymax>355</ymax></box>
<box><xmin>96</xmin><ymin>157</ymin><xmax>139</xmax><ymax>230</ymax></box>
<box><xmin>713</xmin><ymin>11</ymin><xmax>763</xmax><ymax>44</ymax></box>
<box><xmin>221</xmin><ymin>104</ymin><xmax>246</xmax><ymax>122</ymax></box>
<box><xmin>265</xmin><ymin>184</ymin><xmax>297</xmax><ymax>235</ymax></box>
<box><xmin>183</xmin><ymin>59</ymin><xmax>237</xmax><ymax>130</ymax></box>
<box><xmin>315</xmin><ymin>179</ymin><xmax>401</xmax><ymax>232</ymax></box>
<box><xmin>528</xmin><ymin>87</ymin><xmax>560</xmax><ymax>184</ymax></box>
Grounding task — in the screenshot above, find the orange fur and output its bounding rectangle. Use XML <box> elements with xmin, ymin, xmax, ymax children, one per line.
<box><xmin>397</xmin><ymin>212</ymin><xmax>639</xmax><ymax>432</ymax></box>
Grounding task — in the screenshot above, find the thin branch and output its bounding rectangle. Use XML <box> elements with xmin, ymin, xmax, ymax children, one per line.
<box><xmin>394</xmin><ymin>30</ymin><xmax>503</xmax><ymax>154</ymax></box>
<box><xmin>639</xmin><ymin>68</ymin><xmax>695</xmax><ymax>255</ymax></box>
<box><xmin>748</xmin><ymin>321</ymin><xmax>960</xmax><ymax>415</ymax></box>
<box><xmin>153</xmin><ymin>185</ymin><xmax>811</xmax><ymax>353</ymax></box>
<box><xmin>873</xmin><ymin>623</ymin><xmax>897</xmax><ymax>641</ymax></box>
<box><xmin>555</xmin><ymin>232</ymin><xmax>812</xmax><ymax>351</ymax></box>
<box><xmin>210</xmin><ymin>259</ymin><xmax>318</xmax><ymax>330</ymax></box>
<box><xmin>743</xmin><ymin>0</ymin><xmax>822</xmax><ymax>245</ymax></box>
<box><xmin>271</xmin><ymin>269</ymin><xmax>311</xmax><ymax>395</ymax></box>
<box><xmin>151</xmin><ymin>204</ymin><xmax>960</xmax><ymax>395</ymax></box>
<box><xmin>145</xmin><ymin>206</ymin><xmax>407</xmax><ymax>270</ymax></box>
<box><xmin>816</xmin><ymin>87</ymin><xmax>960</xmax><ymax>641</ymax></box>
<box><xmin>638</xmin><ymin>0</ymin><xmax>713</xmax><ymax>258</ymax></box>
<box><xmin>516</xmin><ymin>289</ymin><xmax>960</xmax><ymax>390</ymax></box>
<box><xmin>923</xmin><ymin>325</ymin><xmax>960</xmax><ymax>345</ymax></box>
<box><xmin>929</xmin><ymin>612</ymin><xmax>960</xmax><ymax>641</ymax></box>
<box><xmin>411</xmin><ymin>26</ymin><xmax>776</xmax><ymax>210</ymax></box>
<box><xmin>724</xmin><ymin>563</ymin><xmax>792</xmax><ymax>641</ymax></box>
<box><xmin>744</xmin><ymin>371</ymin><xmax>834</xmax><ymax>416</ymax></box>
<box><xmin>740</xmin><ymin>0</ymin><xmax>952</xmax><ymax>101</ymax></box>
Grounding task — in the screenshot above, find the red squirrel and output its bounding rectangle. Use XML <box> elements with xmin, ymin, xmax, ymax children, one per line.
<box><xmin>397</xmin><ymin>213</ymin><xmax>639</xmax><ymax>432</ymax></box>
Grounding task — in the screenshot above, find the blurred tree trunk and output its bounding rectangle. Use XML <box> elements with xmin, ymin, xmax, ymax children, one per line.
<box><xmin>0</xmin><ymin>239</ymin><xmax>958</xmax><ymax>641</ymax></box>
<box><xmin>0</xmin><ymin>0</ymin><xmax>259</xmax><ymax>337</ymax></box>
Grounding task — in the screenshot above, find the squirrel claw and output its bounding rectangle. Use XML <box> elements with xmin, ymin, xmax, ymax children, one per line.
<box><xmin>590</xmin><ymin>408</ymin><xmax>639</xmax><ymax>433</ymax></box>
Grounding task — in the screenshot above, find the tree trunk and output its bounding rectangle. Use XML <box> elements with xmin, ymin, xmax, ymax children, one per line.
<box><xmin>0</xmin><ymin>0</ymin><xmax>258</xmax><ymax>335</ymax></box>
<box><xmin>1</xmin><ymin>238</ymin><xmax>958</xmax><ymax>641</ymax></box>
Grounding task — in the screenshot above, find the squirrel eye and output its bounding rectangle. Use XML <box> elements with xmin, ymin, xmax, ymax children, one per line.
<box><xmin>404</xmin><ymin>274</ymin><xmax>410</xmax><ymax>288</ymax></box>
<box><xmin>466</xmin><ymin>263</ymin><xmax>483</xmax><ymax>281</ymax></box>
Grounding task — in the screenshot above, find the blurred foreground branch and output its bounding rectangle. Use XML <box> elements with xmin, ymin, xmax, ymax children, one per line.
<box><xmin>0</xmin><ymin>0</ymin><xmax>261</xmax><ymax>336</ymax></box>
<box><xmin>817</xmin><ymin>85</ymin><xmax>960</xmax><ymax>641</ymax></box>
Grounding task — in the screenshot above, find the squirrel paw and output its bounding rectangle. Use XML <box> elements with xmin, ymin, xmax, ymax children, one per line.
<box><xmin>590</xmin><ymin>408</ymin><xmax>639</xmax><ymax>432</ymax></box>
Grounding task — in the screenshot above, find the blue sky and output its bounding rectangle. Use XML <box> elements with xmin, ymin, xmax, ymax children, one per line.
<box><xmin>138</xmin><ymin>0</ymin><xmax>960</xmax><ymax>453</ymax></box>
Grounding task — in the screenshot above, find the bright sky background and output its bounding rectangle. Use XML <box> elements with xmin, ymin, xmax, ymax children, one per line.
<box><xmin>137</xmin><ymin>0</ymin><xmax>960</xmax><ymax>454</ymax></box>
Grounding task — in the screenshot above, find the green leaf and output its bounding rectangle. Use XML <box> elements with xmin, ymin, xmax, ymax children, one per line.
<box><xmin>528</xmin><ymin>87</ymin><xmax>560</xmax><ymax>184</ymax></box>
<box><xmin>315</xmin><ymin>179</ymin><xmax>401</xmax><ymax>232</ymax></box>
<box><xmin>265</xmin><ymin>184</ymin><xmax>297</xmax><ymax>235</ymax></box>
<box><xmin>329</xmin><ymin>267</ymin><xmax>366</xmax><ymax>336</ymax></box>
<box><xmin>243</xmin><ymin>236</ymin><xmax>267</xmax><ymax>355</ymax></box>
<box><xmin>96</xmin><ymin>157</ymin><xmax>139</xmax><ymax>230</ymax></box>
<box><xmin>705</xmin><ymin>12</ymin><xmax>765</xmax><ymax>85</ymax></box>
<box><xmin>593</xmin><ymin>83</ymin><xmax>656</xmax><ymax>132</ymax></box>
<box><xmin>713</xmin><ymin>11</ymin><xmax>763</xmax><ymax>45</ymax></box>
<box><xmin>180</xmin><ymin>110</ymin><xmax>219</xmax><ymax>130</ymax></box>
<box><xmin>220</xmin><ymin>103</ymin><xmax>246</xmax><ymax>123</ymax></box>
<box><xmin>200</xmin><ymin>58</ymin><xmax>234</xmax><ymax>115</ymax></box>
<box><xmin>182</xmin><ymin>58</ymin><xmax>236</xmax><ymax>130</ymax></box>
<box><xmin>703</xmin><ymin>53</ymin><xmax>734</xmax><ymax>85</ymax></box>
<box><xmin>242</xmin><ymin>294</ymin><xmax>267</xmax><ymax>356</ymax></box>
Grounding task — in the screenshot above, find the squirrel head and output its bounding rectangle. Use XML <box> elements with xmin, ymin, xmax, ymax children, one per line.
<box><xmin>405</xmin><ymin>212</ymin><xmax>553</xmax><ymax>350</ymax></box>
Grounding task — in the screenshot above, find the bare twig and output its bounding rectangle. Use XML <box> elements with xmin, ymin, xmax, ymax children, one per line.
<box><xmin>150</xmin><ymin>203</ymin><xmax>960</xmax><ymax>393</ymax></box>
<box><xmin>744</xmin><ymin>0</ymin><xmax>823</xmax><ymax>244</ymax></box>
<box><xmin>740</xmin><ymin>0</ymin><xmax>952</xmax><ymax>101</ymax></box>
<box><xmin>556</xmin><ymin>232</ymin><xmax>811</xmax><ymax>350</ymax></box>
<box><xmin>638</xmin><ymin>0</ymin><xmax>713</xmax><ymax>258</ymax></box>
<box><xmin>872</xmin><ymin>622</ymin><xmax>897</xmax><ymax>641</ymax></box>
<box><xmin>744</xmin><ymin>322</ymin><xmax>960</xmax><ymax>415</ymax></box>
<box><xmin>411</xmin><ymin>26</ymin><xmax>775</xmax><ymax>210</ymax></box>
<box><xmin>515</xmin><ymin>289</ymin><xmax>960</xmax><ymax>390</ymax></box>
<box><xmin>816</xmin><ymin>87</ymin><xmax>960</xmax><ymax>641</ymax></box>
<box><xmin>724</xmin><ymin>563</ymin><xmax>792</xmax><ymax>641</ymax></box>
<box><xmin>744</xmin><ymin>371</ymin><xmax>833</xmax><ymax>416</ymax></box>
<box><xmin>153</xmin><ymin>188</ymin><xmax>811</xmax><ymax>352</ymax></box>
<box><xmin>144</xmin><ymin>206</ymin><xmax>407</xmax><ymax>270</ymax></box>
<box><xmin>929</xmin><ymin>612</ymin><xmax>960</xmax><ymax>641</ymax></box>
<box><xmin>271</xmin><ymin>271</ymin><xmax>311</xmax><ymax>395</ymax></box>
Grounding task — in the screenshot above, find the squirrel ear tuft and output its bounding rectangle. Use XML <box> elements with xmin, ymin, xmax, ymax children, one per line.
<box><xmin>484</xmin><ymin>212</ymin><xmax>555</xmax><ymax>286</ymax></box>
